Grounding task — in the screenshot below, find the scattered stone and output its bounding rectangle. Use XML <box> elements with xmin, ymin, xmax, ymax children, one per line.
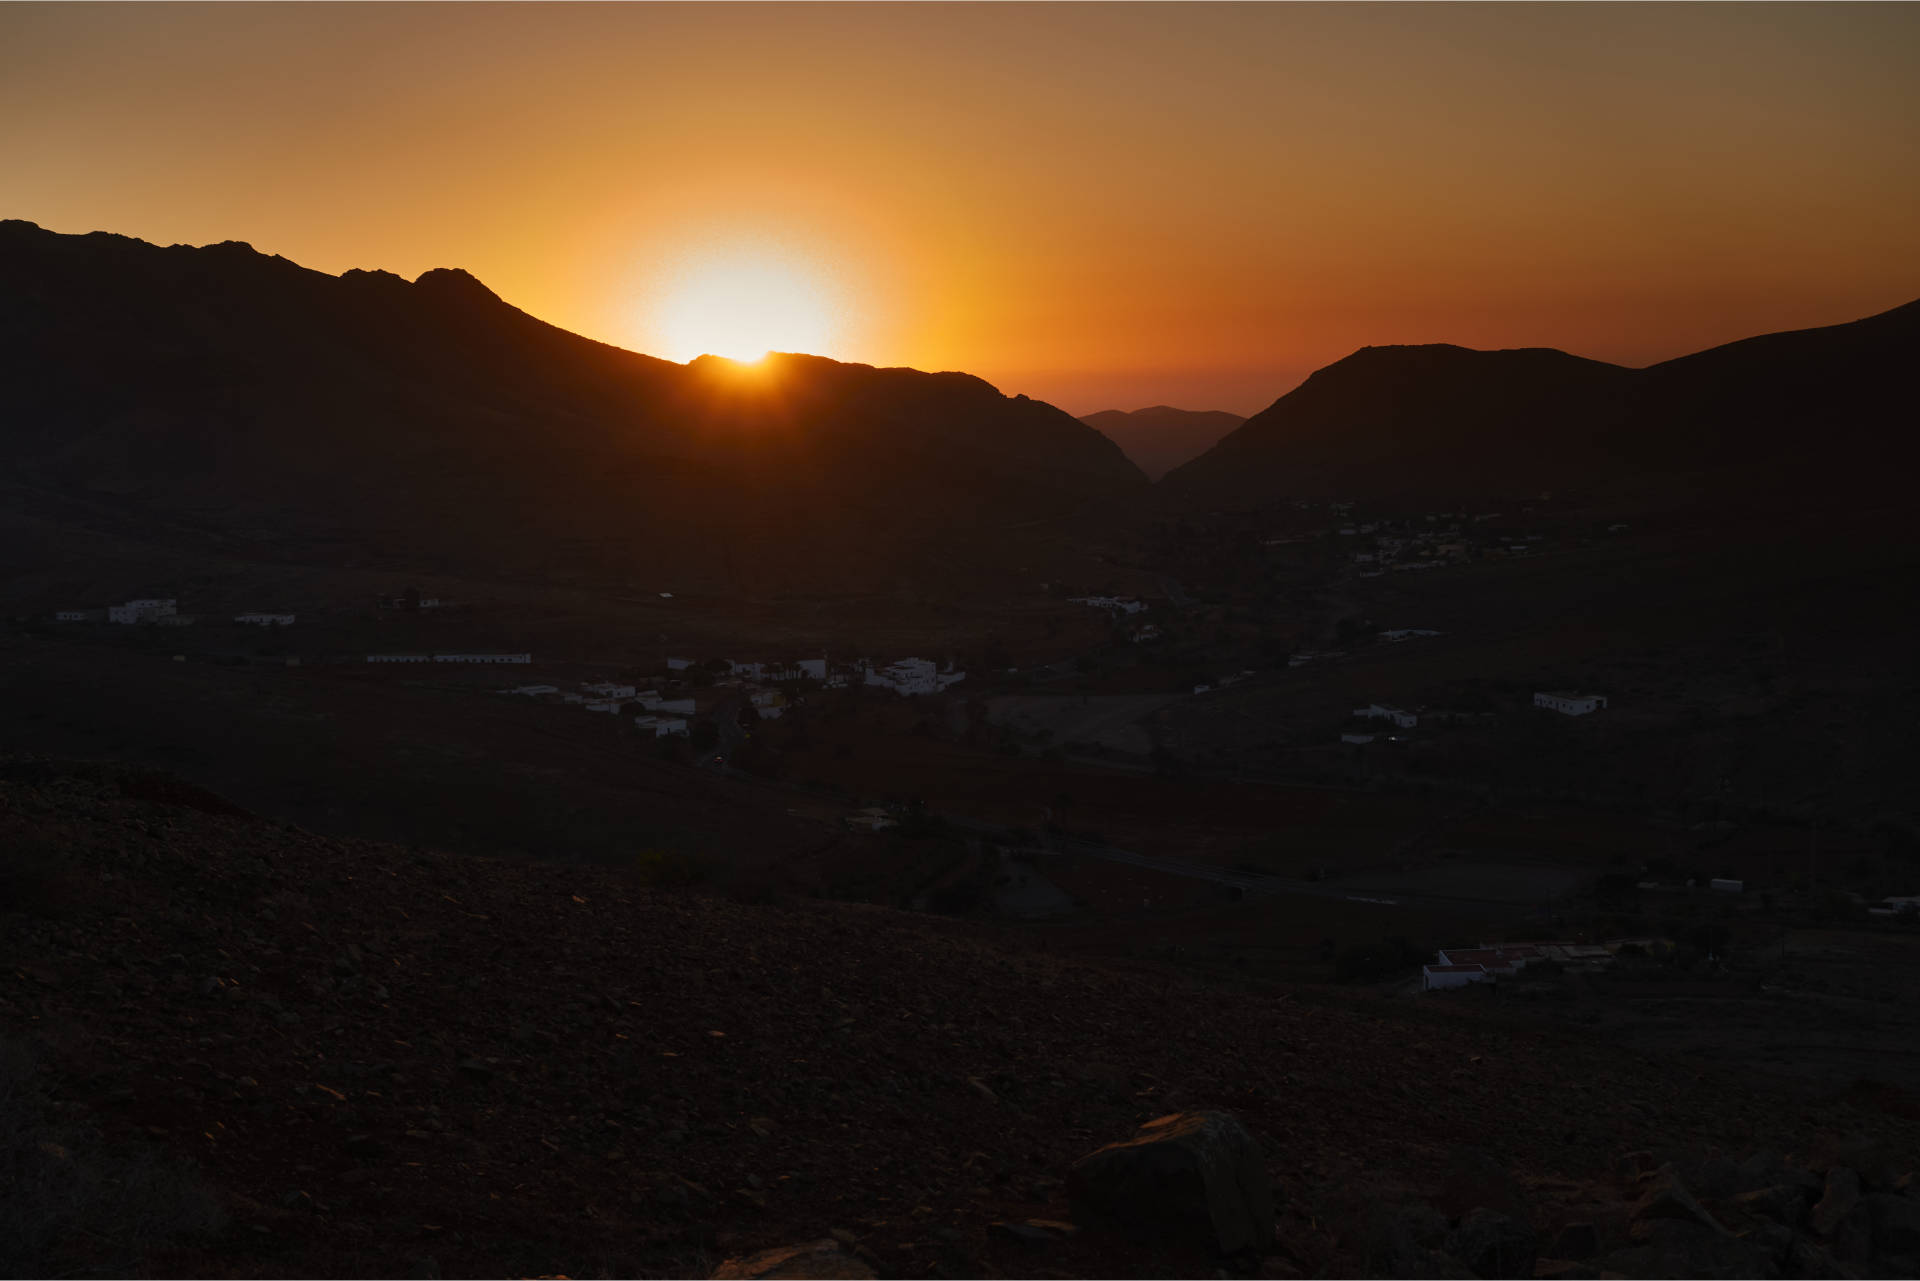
<box><xmin>1616</xmin><ymin>1150</ymin><xmax>1657</xmax><ymax>1181</ymax></box>
<box><xmin>1866</xmin><ymin>1192</ymin><xmax>1920</xmax><ymax>1254</ymax></box>
<box><xmin>1549</xmin><ymin>1222</ymin><xmax>1599</xmax><ymax>1259</ymax></box>
<box><xmin>710</xmin><ymin>1239</ymin><xmax>875</xmax><ymax>1279</ymax></box>
<box><xmin>1785</xmin><ymin>1235</ymin><xmax>1856</xmax><ymax>1279</ymax></box>
<box><xmin>1731</xmin><ymin>1184</ymin><xmax>1809</xmax><ymax>1228</ymax></box>
<box><xmin>1531</xmin><ymin>1261</ymin><xmax>1600</xmax><ymax>1280</ymax></box>
<box><xmin>1830</xmin><ymin>1203</ymin><xmax>1873</xmax><ymax>1263</ymax></box>
<box><xmin>1608</xmin><ymin>1218</ymin><xmax>1781</xmax><ymax>1278</ymax></box>
<box><xmin>344</xmin><ymin>1133</ymin><xmax>385</xmax><ymax>1160</ymax></box>
<box><xmin>1068</xmin><ymin>1110</ymin><xmax>1275</xmax><ymax>1255</ymax></box>
<box><xmin>1446</xmin><ymin>1207</ymin><xmax>1539</xmax><ymax>1279</ymax></box>
<box><xmin>988</xmin><ymin>1219</ymin><xmax>1077</xmax><ymax>1247</ymax></box>
<box><xmin>1810</xmin><ymin>1167</ymin><xmax>1862</xmax><ymax>1238</ymax></box>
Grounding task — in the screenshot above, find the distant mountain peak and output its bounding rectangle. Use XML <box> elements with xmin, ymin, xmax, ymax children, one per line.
<box><xmin>412</xmin><ymin>266</ymin><xmax>501</xmax><ymax>302</ymax></box>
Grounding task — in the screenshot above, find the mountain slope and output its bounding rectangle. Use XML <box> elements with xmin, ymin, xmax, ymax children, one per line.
<box><xmin>1079</xmin><ymin>406</ymin><xmax>1245</xmax><ymax>481</ymax></box>
<box><xmin>1162</xmin><ymin>300</ymin><xmax>1919</xmax><ymax>506</ymax></box>
<box><xmin>0</xmin><ymin>221</ymin><xmax>1146</xmax><ymax>589</ymax></box>
<box><xmin>8</xmin><ymin>761</ymin><xmax>1913</xmax><ymax>1278</ymax></box>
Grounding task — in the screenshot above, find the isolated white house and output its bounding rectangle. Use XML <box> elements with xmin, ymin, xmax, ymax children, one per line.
<box><xmin>1378</xmin><ymin>629</ymin><xmax>1442</xmax><ymax>643</ymax></box>
<box><xmin>506</xmin><ymin>685</ymin><xmax>558</xmax><ymax>696</ymax></box>
<box><xmin>1354</xmin><ymin>704</ymin><xmax>1418</xmax><ymax>729</ymax></box>
<box><xmin>1340</xmin><ymin>732</ymin><xmax>1376</xmax><ymax>745</ymax></box>
<box><xmin>1534</xmin><ymin>691</ymin><xmax>1607</xmax><ymax>716</ymax></box>
<box><xmin>1068</xmin><ymin>596</ymin><xmax>1147</xmax><ymax>615</ymax></box>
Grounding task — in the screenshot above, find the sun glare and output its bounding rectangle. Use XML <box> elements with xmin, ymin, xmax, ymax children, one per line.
<box><xmin>648</xmin><ymin>249</ymin><xmax>842</xmax><ymax>364</ymax></box>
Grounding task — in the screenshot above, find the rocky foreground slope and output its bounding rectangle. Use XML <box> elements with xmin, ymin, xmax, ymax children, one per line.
<box><xmin>4</xmin><ymin>761</ymin><xmax>1916</xmax><ymax>1278</ymax></box>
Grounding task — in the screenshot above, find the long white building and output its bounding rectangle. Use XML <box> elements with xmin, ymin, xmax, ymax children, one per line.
<box><xmin>1534</xmin><ymin>691</ymin><xmax>1607</xmax><ymax>716</ymax></box>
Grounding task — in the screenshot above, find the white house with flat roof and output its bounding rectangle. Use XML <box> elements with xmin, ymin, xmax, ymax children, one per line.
<box><xmin>235</xmin><ymin>612</ymin><xmax>295</xmax><ymax>626</ymax></box>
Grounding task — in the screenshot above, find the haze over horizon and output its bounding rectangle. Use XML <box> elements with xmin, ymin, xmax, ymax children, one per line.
<box><xmin>3</xmin><ymin>2</ymin><xmax>1916</xmax><ymax>415</ymax></box>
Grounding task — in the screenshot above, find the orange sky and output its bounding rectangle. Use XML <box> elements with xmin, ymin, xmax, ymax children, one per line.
<box><xmin>3</xmin><ymin>2</ymin><xmax>1916</xmax><ymax>415</ymax></box>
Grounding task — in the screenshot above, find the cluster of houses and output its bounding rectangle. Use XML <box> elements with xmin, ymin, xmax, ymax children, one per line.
<box><xmin>1069</xmin><ymin>595</ymin><xmax>1149</xmax><ymax>616</ymax></box>
<box><xmin>53</xmin><ymin>598</ymin><xmax>300</xmax><ymax>627</ymax></box>
<box><xmin>1340</xmin><ymin>691</ymin><xmax>1610</xmax><ymax>742</ymax></box>
<box><xmin>1421</xmin><ymin>939</ymin><xmax>1629</xmax><ymax>991</ymax></box>
<box><xmin>369</xmin><ymin>653</ymin><xmax>532</xmax><ymax>664</ymax></box>
<box><xmin>1534</xmin><ymin>690</ymin><xmax>1608</xmax><ymax>716</ymax></box>
<box><xmin>504</xmin><ymin>682</ymin><xmax>696</xmax><ymax>737</ymax></box>
<box><xmin>1194</xmin><ymin>669</ymin><xmax>1256</xmax><ymax>695</ymax></box>
<box><xmin>662</xmin><ymin>655</ymin><xmax>965</xmax><ymax>698</ymax></box>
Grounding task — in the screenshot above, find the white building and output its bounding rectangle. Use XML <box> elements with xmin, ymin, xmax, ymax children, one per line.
<box><xmin>797</xmin><ymin>658</ymin><xmax>828</xmax><ymax>681</ymax></box>
<box><xmin>1422</xmin><ymin>964</ymin><xmax>1490</xmax><ymax>991</ymax></box>
<box><xmin>235</xmin><ymin>613</ymin><xmax>295</xmax><ymax>626</ymax></box>
<box><xmin>632</xmin><ymin>715</ymin><xmax>688</xmax><ymax>737</ymax></box>
<box><xmin>585</xmin><ymin>700</ymin><xmax>625</xmax><ymax>714</ymax></box>
<box><xmin>1534</xmin><ymin>691</ymin><xmax>1607</xmax><ymax>716</ymax></box>
<box><xmin>1709</xmin><ymin>878</ymin><xmax>1744</xmax><ymax>894</ymax></box>
<box><xmin>1378</xmin><ymin>628</ymin><xmax>1442</xmax><ymax>642</ymax></box>
<box><xmin>1340</xmin><ymin>732</ymin><xmax>1376</xmax><ymax>745</ymax></box>
<box><xmin>864</xmin><ymin>657</ymin><xmax>965</xmax><ymax>697</ymax></box>
<box><xmin>640</xmin><ymin>695</ymin><xmax>697</xmax><ymax>715</ymax></box>
<box><xmin>53</xmin><ymin>609</ymin><xmax>103</xmax><ymax>622</ymax></box>
<box><xmin>109</xmin><ymin>598</ymin><xmax>178</xmax><ymax>624</ymax></box>
<box><xmin>433</xmin><ymin>653</ymin><xmax>532</xmax><ymax>664</ymax></box>
<box><xmin>368</xmin><ymin>653</ymin><xmax>430</xmax><ymax>663</ymax></box>
<box><xmin>1354</xmin><ymin>704</ymin><xmax>1418</xmax><ymax>729</ymax></box>
<box><xmin>666</xmin><ymin>657</ymin><xmax>692</xmax><ymax>671</ymax></box>
<box><xmin>584</xmin><ymin>682</ymin><xmax>636</xmax><ymax>699</ymax></box>
<box><xmin>506</xmin><ymin>685</ymin><xmax>558</xmax><ymax>696</ymax></box>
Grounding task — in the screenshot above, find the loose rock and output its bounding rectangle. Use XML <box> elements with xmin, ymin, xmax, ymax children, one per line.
<box><xmin>1068</xmin><ymin>1110</ymin><xmax>1275</xmax><ymax>1255</ymax></box>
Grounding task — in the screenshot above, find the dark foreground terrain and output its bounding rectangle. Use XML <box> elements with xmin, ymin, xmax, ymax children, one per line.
<box><xmin>6</xmin><ymin>762</ymin><xmax>1918</xmax><ymax>1279</ymax></box>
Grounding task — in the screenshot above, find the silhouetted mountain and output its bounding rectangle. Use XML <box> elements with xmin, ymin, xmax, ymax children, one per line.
<box><xmin>1078</xmin><ymin>406</ymin><xmax>1245</xmax><ymax>481</ymax></box>
<box><xmin>0</xmin><ymin>220</ymin><xmax>1146</xmax><ymax>588</ymax></box>
<box><xmin>1162</xmin><ymin>300</ymin><xmax>1920</xmax><ymax>506</ymax></box>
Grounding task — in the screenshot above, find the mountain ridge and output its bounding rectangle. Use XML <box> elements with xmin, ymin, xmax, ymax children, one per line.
<box><xmin>1162</xmin><ymin>300</ymin><xmax>1918</xmax><ymax>506</ymax></box>
<box><xmin>0</xmin><ymin>220</ymin><xmax>1146</xmax><ymax>592</ymax></box>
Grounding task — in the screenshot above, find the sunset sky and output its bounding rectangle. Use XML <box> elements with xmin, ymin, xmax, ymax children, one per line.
<box><xmin>3</xmin><ymin>2</ymin><xmax>1915</xmax><ymax>415</ymax></box>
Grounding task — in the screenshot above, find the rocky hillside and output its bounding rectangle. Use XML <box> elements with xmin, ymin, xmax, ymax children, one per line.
<box><xmin>1161</xmin><ymin>299</ymin><xmax>1920</xmax><ymax>507</ymax></box>
<box><xmin>5</xmin><ymin>760</ymin><xmax>1917</xmax><ymax>1278</ymax></box>
<box><xmin>0</xmin><ymin>221</ymin><xmax>1145</xmax><ymax>591</ymax></box>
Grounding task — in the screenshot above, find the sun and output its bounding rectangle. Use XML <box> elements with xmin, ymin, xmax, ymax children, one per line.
<box><xmin>648</xmin><ymin>249</ymin><xmax>841</xmax><ymax>364</ymax></box>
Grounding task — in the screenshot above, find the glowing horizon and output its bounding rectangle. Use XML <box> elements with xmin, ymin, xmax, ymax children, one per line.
<box><xmin>2</xmin><ymin>3</ymin><xmax>1915</xmax><ymax>416</ymax></box>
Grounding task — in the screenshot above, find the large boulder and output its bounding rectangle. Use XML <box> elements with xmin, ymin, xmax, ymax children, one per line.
<box><xmin>1633</xmin><ymin>1166</ymin><xmax>1726</xmax><ymax>1234</ymax></box>
<box><xmin>1445</xmin><ymin>1207</ymin><xmax>1539</xmax><ymax>1278</ymax></box>
<box><xmin>1603</xmin><ymin>1219</ymin><xmax>1782</xmax><ymax>1279</ymax></box>
<box><xmin>1810</xmin><ymin>1167</ymin><xmax>1863</xmax><ymax>1238</ymax></box>
<box><xmin>710</xmin><ymin>1240</ymin><xmax>874</xmax><ymax>1280</ymax></box>
<box><xmin>1067</xmin><ymin>1111</ymin><xmax>1275</xmax><ymax>1255</ymax></box>
<box><xmin>1867</xmin><ymin>1192</ymin><xmax>1920</xmax><ymax>1255</ymax></box>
